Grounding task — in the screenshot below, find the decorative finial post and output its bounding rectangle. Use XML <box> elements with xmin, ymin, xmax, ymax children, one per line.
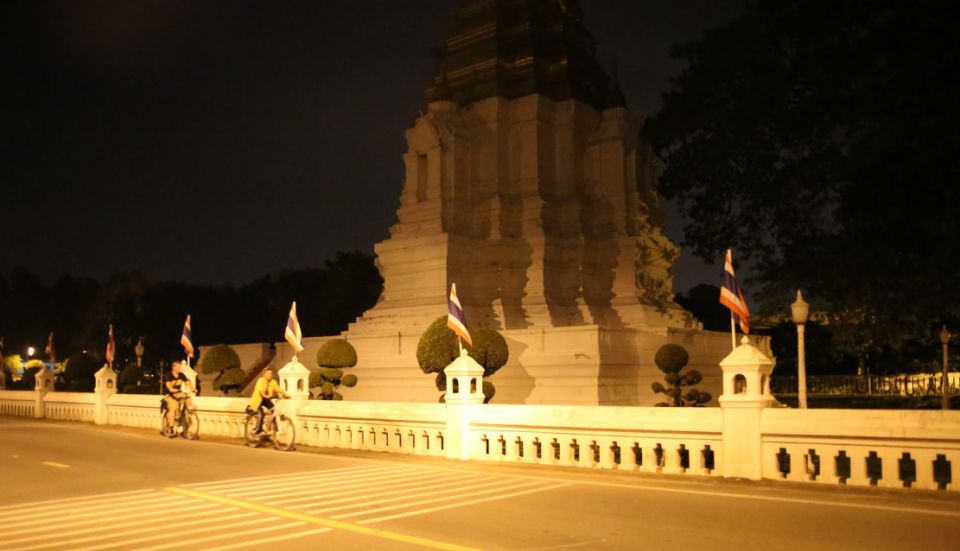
<box><xmin>940</xmin><ymin>325</ymin><xmax>951</xmax><ymax>410</ymax></box>
<box><xmin>791</xmin><ymin>290</ymin><xmax>810</xmax><ymax>408</ymax></box>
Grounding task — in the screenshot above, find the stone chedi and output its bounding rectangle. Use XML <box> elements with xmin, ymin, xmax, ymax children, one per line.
<box><xmin>217</xmin><ymin>0</ymin><xmax>734</xmax><ymax>405</ymax></box>
<box><xmin>354</xmin><ymin>0</ymin><xmax>687</xmax><ymax>334</ymax></box>
<box><xmin>337</xmin><ymin>0</ymin><xmax>731</xmax><ymax>406</ymax></box>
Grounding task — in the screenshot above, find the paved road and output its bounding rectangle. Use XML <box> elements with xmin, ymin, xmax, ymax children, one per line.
<box><xmin>1</xmin><ymin>416</ymin><xmax>958</xmax><ymax>550</ymax></box>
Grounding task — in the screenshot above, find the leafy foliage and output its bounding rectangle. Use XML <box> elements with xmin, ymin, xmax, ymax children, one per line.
<box><xmin>213</xmin><ymin>366</ymin><xmax>246</xmax><ymax>394</ymax></box>
<box><xmin>309</xmin><ymin>339</ymin><xmax>359</xmax><ymax>400</ymax></box>
<box><xmin>0</xmin><ymin>251</ymin><xmax>382</xmax><ymax>371</ymax></box>
<box><xmin>64</xmin><ymin>352</ymin><xmax>100</xmax><ymax>383</ymax></box>
<box><xmin>646</xmin><ymin>0</ymin><xmax>960</xmax><ymax>362</ymax></box>
<box><xmin>651</xmin><ymin>344</ymin><xmax>711</xmax><ymax>406</ymax></box>
<box><xmin>416</xmin><ymin>316</ymin><xmax>508</xmax><ymax>403</ymax></box>
<box><xmin>198</xmin><ymin>344</ymin><xmax>241</xmax><ymax>375</ymax></box>
<box><xmin>119</xmin><ymin>361</ymin><xmax>143</xmax><ymax>392</ymax></box>
<box><xmin>316</xmin><ymin>339</ymin><xmax>357</xmax><ymax>368</ymax></box>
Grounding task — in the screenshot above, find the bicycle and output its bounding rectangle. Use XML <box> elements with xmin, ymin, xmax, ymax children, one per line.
<box><xmin>244</xmin><ymin>398</ymin><xmax>295</xmax><ymax>451</ymax></box>
<box><xmin>160</xmin><ymin>394</ymin><xmax>199</xmax><ymax>440</ymax></box>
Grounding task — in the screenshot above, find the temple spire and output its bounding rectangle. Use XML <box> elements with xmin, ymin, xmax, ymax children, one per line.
<box><xmin>425</xmin><ymin>0</ymin><xmax>618</xmax><ymax>110</ymax></box>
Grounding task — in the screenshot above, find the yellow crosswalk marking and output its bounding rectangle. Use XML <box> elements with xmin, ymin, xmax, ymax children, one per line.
<box><xmin>165</xmin><ymin>486</ymin><xmax>482</xmax><ymax>551</ymax></box>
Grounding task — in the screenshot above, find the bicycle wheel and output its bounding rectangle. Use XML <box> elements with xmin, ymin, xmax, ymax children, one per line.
<box><xmin>160</xmin><ymin>413</ymin><xmax>173</xmax><ymax>437</ymax></box>
<box><xmin>272</xmin><ymin>415</ymin><xmax>296</xmax><ymax>451</ymax></box>
<box><xmin>243</xmin><ymin>414</ymin><xmax>260</xmax><ymax>444</ymax></box>
<box><xmin>182</xmin><ymin>409</ymin><xmax>200</xmax><ymax>440</ymax></box>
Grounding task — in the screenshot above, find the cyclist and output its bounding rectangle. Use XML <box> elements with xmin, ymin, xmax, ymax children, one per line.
<box><xmin>163</xmin><ymin>360</ymin><xmax>196</xmax><ymax>436</ymax></box>
<box><xmin>250</xmin><ymin>369</ymin><xmax>288</xmax><ymax>435</ymax></box>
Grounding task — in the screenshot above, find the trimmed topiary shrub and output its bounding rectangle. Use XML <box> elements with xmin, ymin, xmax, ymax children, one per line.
<box><xmin>199</xmin><ymin>344</ymin><xmax>244</xmax><ymax>395</ymax></box>
<box><xmin>309</xmin><ymin>339</ymin><xmax>358</xmax><ymax>400</ymax></box>
<box><xmin>118</xmin><ymin>361</ymin><xmax>143</xmax><ymax>393</ymax></box>
<box><xmin>199</xmin><ymin>344</ymin><xmax>241</xmax><ymax>374</ymax></box>
<box><xmin>213</xmin><ymin>366</ymin><xmax>246</xmax><ymax>394</ymax></box>
<box><xmin>63</xmin><ymin>352</ymin><xmax>100</xmax><ymax>389</ymax></box>
<box><xmin>416</xmin><ymin>316</ymin><xmax>508</xmax><ymax>403</ymax></box>
<box><xmin>651</xmin><ymin>344</ymin><xmax>712</xmax><ymax>406</ymax></box>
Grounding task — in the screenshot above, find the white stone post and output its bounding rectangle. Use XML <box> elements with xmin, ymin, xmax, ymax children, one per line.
<box><xmin>180</xmin><ymin>363</ymin><xmax>198</xmax><ymax>391</ymax></box>
<box><xmin>278</xmin><ymin>357</ymin><xmax>311</xmax><ymax>419</ymax></box>
<box><xmin>34</xmin><ymin>367</ymin><xmax>56</xmax><ymax>419</ymax></box>
<box><xmin>443</xmin><ymin>350</ymin><xmax>484</xmax><ymax>460</ymax></box>
<box><xmin>719</xmin><ymin>336</ymin><xmax>776</xmax><ymax>480</ymax></box>
<box><xmin>93</xmin><ymin>365</ymin><xmax>118</xmax><ymax>425</ymax></box>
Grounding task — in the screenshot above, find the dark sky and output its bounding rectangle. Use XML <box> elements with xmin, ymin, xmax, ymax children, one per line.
<box><xmin>4</xmin><ymin>0</ymin><xmax>744</xmax><ymax>290</ymax></box>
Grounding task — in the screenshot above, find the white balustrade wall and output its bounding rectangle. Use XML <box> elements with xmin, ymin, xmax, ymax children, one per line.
<box><xmin>1</xmin><ymin>340</ymin><xmax>958</xmax><ymax>494</ymax></box>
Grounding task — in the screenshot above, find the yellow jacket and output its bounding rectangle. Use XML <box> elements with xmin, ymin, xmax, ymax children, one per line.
<box><xmin>250</xmin><ymin>378</ymin><xmax>283</xmax><ymax>410</ymax></box>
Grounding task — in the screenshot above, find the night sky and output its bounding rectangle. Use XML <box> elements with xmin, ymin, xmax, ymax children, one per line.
<box><xmin>4</xmin><ymin>0</ymin><xmax>744</xmax><ymax>290</ymax></box>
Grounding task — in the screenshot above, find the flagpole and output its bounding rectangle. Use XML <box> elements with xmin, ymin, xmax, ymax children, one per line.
<box><xmin>730</xmin><ymin>313</ymin><xmax>737</xmax><ymax>350</ymax></box>
<box><xmin>457</xmin><ymin>335</ymin><xmax>464</xmax><ymax>357</ymax></box>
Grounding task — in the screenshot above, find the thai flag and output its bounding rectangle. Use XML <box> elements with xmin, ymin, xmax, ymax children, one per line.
<box><xmin>105</xmin><ymin>324</ymin><xmax>116</xmax><ymax>365</ymax></box>
<box><xmin>447</xmin><ymin>283</ymin><xmax>473</xmax><ymax>348</ymax></box>
<box><xmin>719</xmin><ymin>249</ymin><xmax>750</xmax><ymax>334</ymax></box>
<box><xmin>180</xmin><ymin>315</ymin><xmax>195</xmax><ymax>358</ymax></box>
<box><xmin>45</xmin><ymin>331</ymin><xmax>56</xmax><ymax>363</ymax></box>
<box><xmin>285</xmin><ymin>302</ymin><xmax>305</xmax><ymax>354</ymax></box>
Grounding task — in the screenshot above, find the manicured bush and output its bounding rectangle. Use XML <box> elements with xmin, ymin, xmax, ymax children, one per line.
<box><xmin>198</xmin><ymin>344</ymin><xmax>241</xmax><ymax>374</ymax></box>
<box><xmin>199</xmin><ymin>344</ymin><xmax>244</xmax><ymax>395</ymax></box>
<box><xmin>64</xmin><ymin>353</ymin><xmax>100</xmax><ymax>384</ymax></box>
<box><xmin>651</xmin><ymin>344</ymin><xmax>711</xmax><ymax>406</ymax></box>
<box><xmin>310</xmin><ymin>339</ymin><xmax>359</xmax><ymax>400</ymax></box>
<box><xmin>213</xmin><ymin>366</ymin><xmax>246</xmax><ymax>394</ymax></box>
<box><xmin>416</xmin><ymin>316</ymin><xmax>508</xmax><ymax>403</ymax></box>
<box><xmin>118</xmin><ymin>362</ymin><xmax>143</xmax><ymax>391</ymax></box>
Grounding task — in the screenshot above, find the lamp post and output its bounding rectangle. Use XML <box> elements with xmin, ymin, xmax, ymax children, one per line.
<box><xmin>940</xmin><ymin>325</ymin><xmax>950</xmax><ymax>410</ymax></box>
<box><xmin>135</xmin><ymin>337</ymin><xmax>145</xmax><ymax>368</ymax></box>
<box><xmin>26</xmin><ymin>346</ymin><xmax>36</xmax><ymax>359</ymax></box>
<box><xmin>791</xmin><ymin>290</ymin><xmax>810</xmax><ymax>408</ymax></box>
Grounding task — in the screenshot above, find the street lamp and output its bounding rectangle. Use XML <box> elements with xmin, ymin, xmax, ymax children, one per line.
<box><xmin>135</xmin><ymin>337</ymin><xmax>145</xmax><ymax>368</ymax></box>
<box><xmin>791</xmin><ymin>290</ymin><xmax>810</xmax><ymax>409</ymax></box>
<box><xmin>940</xmin><ymin>325</ymin><xmax>950</xmax><ymax>410</ymax></box>
<box><xmin>26</xmin><ymin>346</ymin><xmax>36</xmax><ymax>358</ymax></box>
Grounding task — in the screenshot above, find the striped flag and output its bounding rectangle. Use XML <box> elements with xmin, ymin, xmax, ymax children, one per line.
<box><xmin>719</xmin><ymin>249</ymin><xmax>750</xmax><ymax>334</ymax></box>
<box><xmin>285</xmin><ymin>302</ymin><xmax>305</xmax><ymax>354</ymax></box>
<box><xmin>44</xmin><ymin>332</ymin><xmax>56</xmax><ymax>363</ymax></box>
<box><xmin>446</xmin><ymin>283</ymin><xmax>473</xmax><ymax>348</ymax></box>
<box><xmin>180</xmin><ymin>315</ymin><xmax>195</xmax><ymax>358</ymax></box>
<box><xmin>105</xmin><ymin>324</ymin><xmax>116</xmax><ymax>365</ymax></box>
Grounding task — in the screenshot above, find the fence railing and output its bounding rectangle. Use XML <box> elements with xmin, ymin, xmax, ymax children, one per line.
<box><xmin>2</xmin><ymin>347</ymin><xmax>959</xmax><ymax>494</ymax></box>
<box><xmin>771</xmin><ymin>373</ymin><xmax>960</xmax><ymax>396</ymax></box>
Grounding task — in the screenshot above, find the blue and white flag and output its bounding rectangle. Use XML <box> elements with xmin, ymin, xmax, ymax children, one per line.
<box><xmin>446</xmin><ymin>283</ymin><xmax>473</xmax><ymax>348</ymax></box>
<box><xmin>719</xmin><ymin>249</ymin><xmax>750</xmax><ymax>334</ymax></box>
<box><xmin>285</xmin><ymin>302</ymin><xmax>305</xmax><ymax>354</ymax></box>
<box><xmin>180</xmin><ymin>315</ymin><xmax>195</xmax><ymax>358</ymax></box>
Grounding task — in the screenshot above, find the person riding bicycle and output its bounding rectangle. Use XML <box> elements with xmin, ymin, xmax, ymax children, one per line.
<box><xmin>163</xmin><ymin>360</ymin><xmax>196</xmax><ymax>436</ymax></box>
<box><xmin>250</xmin><ymin>369</ymin><xmax>288</xmax><ymax>435</ymax></box>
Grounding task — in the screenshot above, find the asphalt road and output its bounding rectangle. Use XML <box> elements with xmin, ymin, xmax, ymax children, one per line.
<box><xmin>1</xmin><ymin>416</ymin><xmax>958</xmax><ymax>550</ymax></box>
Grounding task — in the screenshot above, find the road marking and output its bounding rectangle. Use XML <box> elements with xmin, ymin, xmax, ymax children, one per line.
<box><xmin>201</xmin><ymin>527</ymin><xmax>332</xmax><ymax>551</ymax></box>
<box><xmin>4</xmin><ymin>494</ymin><xmax>189</xmax><ymax>532</ymax></box>
<box><xmin>2</xmin><ymin>502</ymin><xmax>224</xmax><ymax>546</ymax></box>
<box><xmin>219</xmin><ymin>464</ymin><xmax>417</xmax><ymax>497</ymax></box>
<box><xmin>39</xmin><ymin>461</ymin><xmax>69</xmax><ymax>468</ymax></box>
<box><xmin>0</xmin><ymin>488</ymin><xmax>154</xmax><ymax>513</ymax></box>
<box><xmin>261</xmin><ymin>469</ymin><xmax>453</xmax><ymax>504</ymax></box>
<box><xmin>136</xmin><ymin>520</ymin><xmax>308</xmax><ymax>551</ymax></box>
<box><xmin>184</xmin><ymin>464</ymin><xmax>399</xmax><ymax>490</ymax></box>
<box><xmin>69</xmin><ymin>516</ymin><xmax>274</xmax><ymax>551</ymax></box>
<box><xmin>329</xmin><ymin>479</ymin><xmax>551</xmax><ymax>518</ymax></box>
<box><xmin>358</xmin><ymin>482</ymin><xmax>573</xmax><ymax>524</ymax></box>
<box><xmin>275</xmin><ymin>471</ymin><xmax>495</xmax><ymax>508</ymax></box>
<box><xmin>166</xmin><ymin>486</ymin><xmax>482</xmax><ymax>551</ymax></box>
